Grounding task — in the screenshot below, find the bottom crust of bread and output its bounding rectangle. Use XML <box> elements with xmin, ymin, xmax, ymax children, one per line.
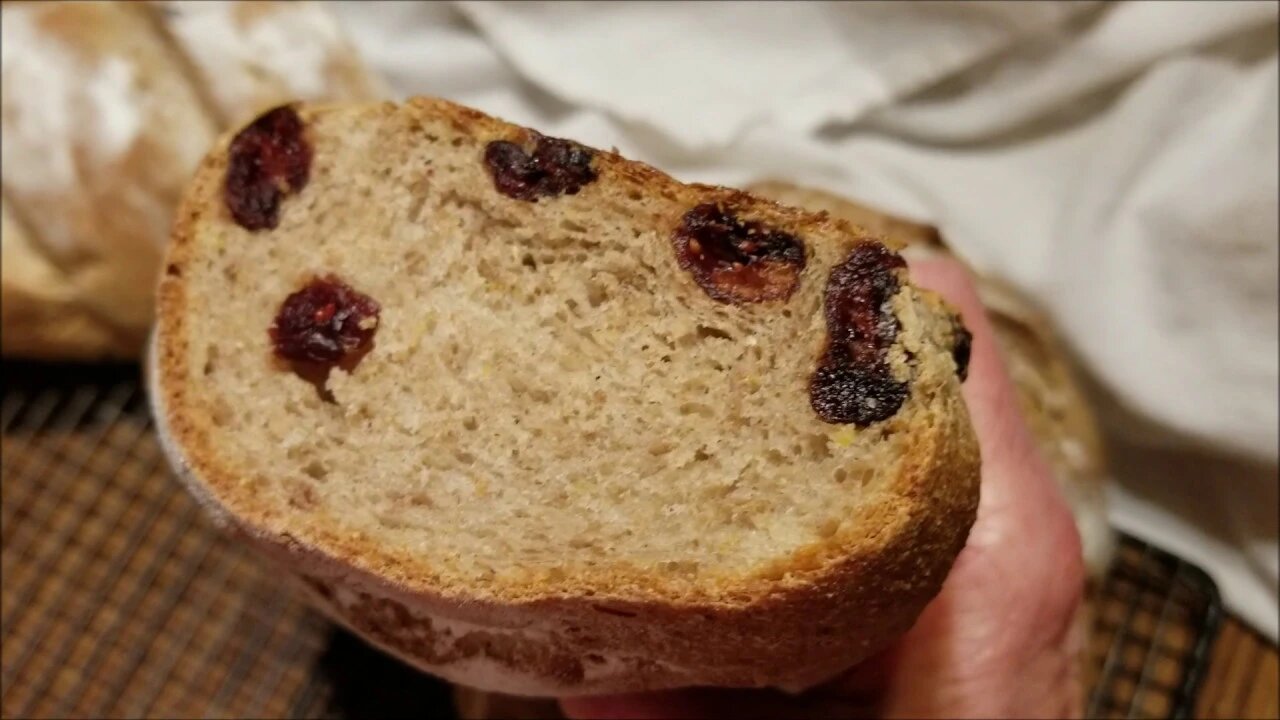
<box><xmin>289</xmin><ymin>571</ymin><xmax>690</xmax><ymax>697</ymax></box>
<box><xmin>150</xmin><ymin>331</ymin><xmax>978</xmax><ymax>695</ymax></box>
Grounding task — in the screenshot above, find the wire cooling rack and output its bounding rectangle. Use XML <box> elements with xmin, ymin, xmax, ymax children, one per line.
<box><xmin>0</xmin><ymin>361</ymin><xmax>1222</xmax><ymax>719</ymax></box>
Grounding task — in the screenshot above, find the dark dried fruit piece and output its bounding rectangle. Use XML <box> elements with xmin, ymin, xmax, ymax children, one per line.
<box><xmin>484</xmin><ymin>133</ymin><xmax>597</xmax><ymax>201</ymax></box>
<box><xmin>270</xmin><ymin>276</ymin><xmax>380</xmax><ymax>372</ymax></box>
<box><xmin>225</xmin><ymin>105</ymin><xmax>312</xmax><ymax>231</ymax></box>
<box><xmin>809</xmin><ymin>364</ymin><xmax>909</xmax><ymax>426</ymax></box>
<box><xmin>822</xmin><ymin>241</ymin><xmax>905</xmax><ymax>365</ymax></box>
<box><xmin>673</xmin><ymin>203</ymin><xmax>806</xmax><ymax>304</ymax></box>
<box><xmin>810</xmin><ymin>241</ymin><xmax>908</xmax><ymax>425</ymax></box>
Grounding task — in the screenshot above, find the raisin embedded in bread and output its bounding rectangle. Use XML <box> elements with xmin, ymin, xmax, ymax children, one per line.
<box><xmin>151</xmin><ymin>98</ymin><xmax>979</xmax><ymax>696</ymax></box>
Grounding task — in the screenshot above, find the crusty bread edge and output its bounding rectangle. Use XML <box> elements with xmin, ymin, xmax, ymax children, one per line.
<box><xmin>151</xmin><ymin>98</ymin><xmax>981</xmax><ymax>693</ymax></box>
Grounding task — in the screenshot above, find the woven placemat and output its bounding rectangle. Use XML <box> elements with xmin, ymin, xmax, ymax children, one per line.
<box><xmin>0</xmin><ymin>362</ymin><xmax>1221</xmax><ymax>719</ymax></box>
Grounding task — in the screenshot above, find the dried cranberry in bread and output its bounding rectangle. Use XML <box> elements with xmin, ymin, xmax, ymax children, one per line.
<box><xmin>151</xmin><ymin>98</ymin><xmax>979</xmax><ymax>696</ymax></box>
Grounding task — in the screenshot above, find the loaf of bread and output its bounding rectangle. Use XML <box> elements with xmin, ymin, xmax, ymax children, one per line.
<box><xmin>1</xmin><ymin>195</ymin><xmax>134</xmax><ymax>358</ymax></box>
<box><xmin>146</xmin><ymin>0</ymin><xmax>387</xmax><ymax>127</ymax></box>
<box><xmin>747</xmin><ymin>180</ymin><xmax>1114</xmax><ymax>581</ymax></box>
<box><xmin>151</xmin><ymin>98</ymin><xmax>980</xmax><ymax>695</ymax></box>
<box><xmin>0</xmin><ymin>1</ymin><xmax>219</xmax><ymax>358</ymax></box>
<box><xmin>0</xmin><ymin>0</ymin><xmax>385</xmax><ymax>360</ymax></box>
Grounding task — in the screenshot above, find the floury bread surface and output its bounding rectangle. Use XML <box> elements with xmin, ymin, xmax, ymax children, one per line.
<box><xmin>152</xmin><ymin>97</ymin><xmax>980</xmax><ymax>695</ymax></box>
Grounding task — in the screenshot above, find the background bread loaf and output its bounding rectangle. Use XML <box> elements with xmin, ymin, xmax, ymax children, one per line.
<box><xmin>0</xmin><ymin>0</ymin><xmax>386</xmax><ymax>360</ymax></box>
<box><xmin>0</xmin><ymin>195</ymin><xmax>134</xmax><ymax>358</ymax></box>
<box><xmin>146</xmin><ymin>1</ymin><xmax>388</xmax><ymax>127</ymax></box>
<box><xmin>0</xmin><ymin>1</ymin><xmax>218</xmax><ymax>358</ymax></box>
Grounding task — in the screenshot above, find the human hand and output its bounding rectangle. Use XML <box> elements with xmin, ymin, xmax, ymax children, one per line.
<box><xmin>561</xmin><ymin>257</ymin><xmax>1087</xmax><ymax>719</ymax></box>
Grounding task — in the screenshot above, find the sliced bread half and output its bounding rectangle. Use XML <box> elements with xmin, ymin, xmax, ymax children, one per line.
<box><xmin>151</xmin><ymin>98</ymin><xmax>979</xmax><ymax>695</ymax></box>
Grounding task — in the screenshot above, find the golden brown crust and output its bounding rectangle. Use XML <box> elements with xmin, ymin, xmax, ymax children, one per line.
<box><xmin>748</xmin><ymin>180</ymin><xmax>943</xmax><ymax>251</ymax></box>
<box><xmin>153</xmin><ymin>98</ymin><xmax>980</xmax><ymax>693</ymax></box>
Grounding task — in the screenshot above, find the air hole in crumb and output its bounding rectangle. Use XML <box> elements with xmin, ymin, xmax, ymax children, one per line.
<box><xmin>807</xmin><ymin>434</ymin><xmax>832</xmax><ymax>460</ymax></box>
<box><xmin>202</xmin><ymin>346</ymin><xmax>219</xmax><ymax>376</ymax></box>
<box><xmin>166</xmin><ymin>264</ymin><xmax>181</xmax><ymax>277</ymax></box>
<box><xmin>693</xmin><ymin>448</ymin><xmax>712</xmax><ymax>462</ymax></box>
<box><xmin>585</xmin><ymin>653</ymin><xmax>606</xmax><ymax>664</ymax></box>
<box><xmin>627</xmin><ymin>189</ymin><xmax>642</xmax><ymax>201</ymax></box>
<box><xmin>679</xmin><ymin>402</ymin><xmax>713</xmax><ymax>418</ymax></box>
<box><xmin>521</xmin><ymin>253</ymin><xmax>537</xmax><ymax>270</ymax></box>
<box><xmin>660</xmin><ymin>560</ymin><xmax>700</xmax><ymax>574</ymax></box>
<box><xmin>462</xmin><ymin>417</ymin><xmax>478</xmax><ymax>431</ymax></box>
<box><xmin>834</xmin><ymin>468</ymin><xmax>849</xmax><ymax>483</ymax></box>
<box><xmin>407</xmin><ymin>193</ymin><xmax>428</xmax><ymax>222</ymax></box>
<box><xmin>455</xmin><ymin>449</ymin><xmax>476</xmax><ymax>465</ymax></box>
<box><xmin>302</xmin><ymin>460</ymin><xmax>328</xmax><ymax>481</ymax></box>
<box><xmin>696</xmin><ymin>325</ymin><xmax>733</xmax><ymax>341</ymax></box>
<box><xmin>286</xmin><ymin>479</ymin><xmax>319</xmax><ymax>510</ymax></box>
<box><xmin>586</xmin><ymin>282</ymin><xmax>609</xmax><ymax>307</ymax></box>
<box><xmin>648</xmin><ymin>441</ymin><xmax>673</xmax><ymax>456</ymax></box>
<box><xmin>765</xmin><ymin>448</ymin><xmax>787</xmax><ymax>466</ymax></box>
<box><xmin>561</xmin><ymin>219</ymin><xmax>588</xmax><ymax>233</ymax></box>
<box><xmin>208</xmin><ymin>398</ymin><xmax>233</xmax><ymax>427</ymax></box>
<box><xmin>591</xmin><ymin>604</ymin><xmax>637</xmax><ymax>618</ymax></box>
<box><xmin>450</xmin><ymin>137</ymin><xmax>463</xmax><ymax>147</ymax></box>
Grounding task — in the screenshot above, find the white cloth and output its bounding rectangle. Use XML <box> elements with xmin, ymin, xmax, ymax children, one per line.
<box><xmin>333</xmin><ymin>0</ymin><xmax>1279</xmax><ymax>641</ymax></box>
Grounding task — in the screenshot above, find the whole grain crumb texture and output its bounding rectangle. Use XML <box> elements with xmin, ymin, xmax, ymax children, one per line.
<box><xmin>158</xmin><ymin>98</ymin><xmax>975</xmax><ymax>603</ymax></box>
